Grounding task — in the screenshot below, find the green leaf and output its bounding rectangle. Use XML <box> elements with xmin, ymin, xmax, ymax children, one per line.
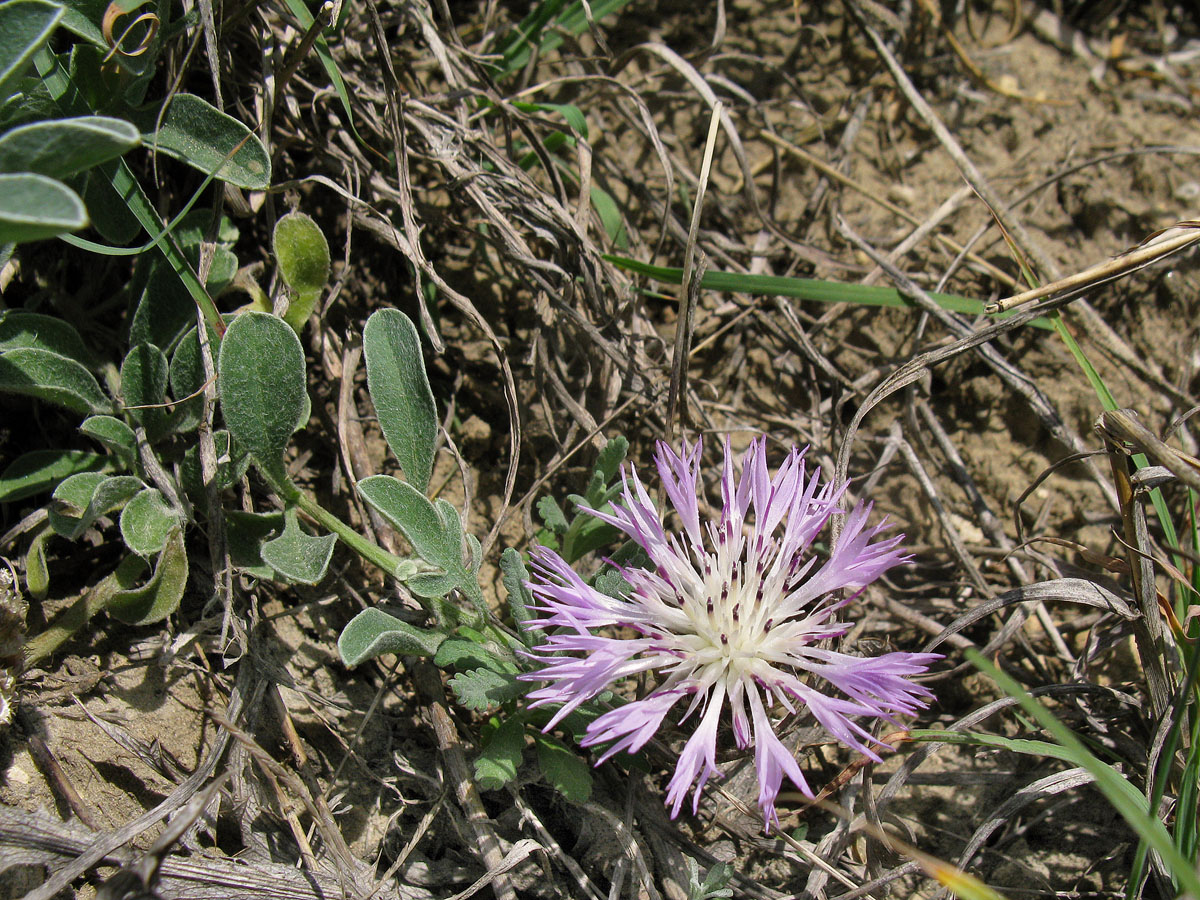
<box><xmin>0</xmin><ymin>346</ymin><xmax>111</xmax><ymax>415</ymax></box>
<box><xmin>140</xmin><ymin>93</ymin><xmax>271</xmax><ymax>190</ymax></box>
<box><xmin>688</xmin><ymin>860</ymin><xmax>735</xmax><ymax>900</ymax></box>
<box><xmin>606</xmin><ymin>255</ymin><xmax>1056</xmax><ymax>331</ymax></box>
<box><xmin>119</xmin><ymin>488</ymin><xmax>181</xmax><ymax>558</ymax></box>
<box><xmin>563</xmin><ymin>515</ymin><xmax>620</xmax><ymax>563</ymax></box>
<box><xmin>217</xmin><ymin>311</ymin><xmax>307</xmax><ymax>483</ymax></box>
<box><xmin>273</xmin><ymin>212</ymin><xmax>329</xmax><ymax>332</ymax></box>
<box><xmin>107</xmin><ymin>526</ymin><xmax>189</xmax><ymax>625</ymax></box>
<box><xmin>80</xmin><ymin>159</ymin><xmax>141</xmax><ymax>243</ymax></box>
<box><xmin>589</xmin><ymin>184</ymin><xmax>627</xmax><ymax>248</ymax></box>
<box><xmin>169</xmin><ymin>322</ymin><xmax>221</xmax><ymax>432</ymax></box>
<box><xmin>500</xmin><ymin>548</ymin><xmax>539</xmax><ymax>645</ymax></box>
<box><xmin>536</xmin><ymin>495</ymin><xmax>568</xmax><ymax>534</ymax></box>
<box><xmin>171</xmin><ymin>208</ymin><xmax>239</xmax><ymax>248</ymax></box>
<box><xmin>593</xmin><ymin>543</ymin><xmax>650</xmax><ymax>602</ymax></box>
<box><xmin>475</xmin><ymin>716</ymin><xmax>527</xmax><ymax>791</ymax></box>
<box><xmin>357</xmin><ymin>475</ymin><xmax>456</xmax><ymax>570</ymax></box>
<box><xmin>25</xmin><ymin>526</ymin><xmax>50</xmax><ymax>600</ymax></box>
<box><xmin>49</xmin><ymin>472</ymin><xmax>143</xmax><ymax>539</ymax></box>
<box><xmin>260</xmin><ymin>507</ymin><xmax>337</xmax><ymax>585</ymax></box>
<box><xmin>509</xmin><ymin>100</ymin><xmax>588</xmax><ymax>137</ymax></box>
<box><xmin>277</xmin><ymin>0</ymin><xmax>364</xmax><ymax>155</ymax></box>
<box><xmin>0</xmin><ymin>0</ymin><xmax>64</xmax><ymax>102</ymax></box>
<box><xmin>594</xmin><ymin>566</ymin><xmax>632</xmax><ymax>601</ymax></box>
<box><xmin>448</xmin><ymin>668</ymin><xmax>527</xmax><ymax>711</ymax></box>
<box><xmin>172</xmin><ymin>212</ymin><xmax>240</xmax><ymax>295</ymax></box>
<box><xmin>434</xmin><ymin>638</ymin><xmax>508</xmax><ymax>672</ymax></box>
<box><xmin>80</xmin><ymin>415</ymin><xmax>136</xmax><ymax>463</ymax></box>
<box><xmin>0</xmin><ymin>172</ymin><xmax>87</xmax><ymax>243</ymax></box>
<box><xmin>180</xmin><ymin>429</ymin><xmax>249</xmax><ymax>499</ymax></box>
<box><xmin>0</xmin><ymin>116</ymin><xmax>141</xmax><ymax>178</ymax></box>
<box><xmin>496</xmin><ymin>0</ymin><xmax>634</xmax><ymax>76</ymax></box>
<box><xmin>592</xmin><ymin>435</ymin><xmax>628</xmax><ymax>487</ymax></box>
<box><xmin>224</xmin><ymin>509</ymin><xmax>283</xmax><ymax>580</ymax></box>
<box><xmin>534</xmin><ymin>733</ymin><xmax>592</xmax><ymax>804</ymax></box>
<box><xmin>0</xmin><ymin>309</ymin><xmax>95</xmax><ymax>364</ymax></box>
<box><xmin>357</xmin><ymin>474</ymin><xmax>483</xmax><ymax>606</ymax></box>
<box><xmin>0</xmin><ymin>448</ymin><xmax>108</xmax><ymax>502</ymax></box>
<box><xmin>54</xmin><ymin>0</ymin><xmax>107</xmax><ymax>48</ymax></box>
<box><xmin>130</xmin><ymin>262</ymin><xmax>204</xmax><ymax>353</ymax></box>
<box><xmin>337</xmin><ymin>607</ymin><xmax>445</xmax><ymax>666</ymax></box>
<box><xmin>362</xmin><ymin>309</ymin><xmax>437</xmax><ymax>493</ymax></box>
<box><xmin>120</xmin><ymin>342</ymin><xmax>170</xmax><ymax>439</ymax></box>
<box><xmin>56</xmin><ymin>2</ymin><xmax>158</xmax><ymax>87</ymax></box>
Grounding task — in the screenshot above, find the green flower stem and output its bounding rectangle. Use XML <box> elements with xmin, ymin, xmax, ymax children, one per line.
<box><xmin>259</xmin><ymin>466</ymin><xmax>411</xmax><ymax>580</ymax></box>
<box><xmin>25</xmin><ymin>556</ymin><xmax>143</xmax><ymax>666</ymax></box>
<box><xmin>256</xmin><ymin>467</ymin><xmax>489</xmax><ymax>628</ymax></box>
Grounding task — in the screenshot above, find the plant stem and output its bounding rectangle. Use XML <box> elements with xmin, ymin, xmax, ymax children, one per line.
<box><xmin>260</xmin><ymin>467</ymin><xmax>411</xmax><ymax>579</ymax></box>
<box><xmin>24</xmin><ymin>557</ymin><xmax>143</xmax><ymax>666</ymax></box>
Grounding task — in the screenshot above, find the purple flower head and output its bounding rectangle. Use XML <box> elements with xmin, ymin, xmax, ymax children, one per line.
<box><xmin>521</xmin><ymin>437</ymin><xmax>940</xmax><ymax>831</ymax></box>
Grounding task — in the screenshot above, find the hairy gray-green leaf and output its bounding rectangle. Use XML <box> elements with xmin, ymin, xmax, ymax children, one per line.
<box><xmin>0</xmin><ymin>173</ymin><xmax>87</xmax><ymax>243</ymax></box>
<box><xmin>107</xmin><ymin>527</ymin><xmax>188</xmax><ymax>626</ymax></box>
<box><xmin>141</xmin><ymin>93</ymin><xmax>271</xmax><ymax>190</ymax></box>
<box><xmin>180</xmin><ymin>430</ymin><xmax>249</xmax><ymax>499</ymax></box>
<box><xmin>169</xmin><ymin>322</ymin><xmax>221</xmax><ymax>432</ymax></box>
<box><xmin>448</xmin><ymin>668</ymin><xmax>527</xmax><ymax>711</ymax></box>
<box><xmin>338</xmin><ymin>607</ymin><xmax>446</xmax><ymax>666</ymax></box>
<box><xmin>0</xmin><ymin>1</ymin><xmax>64</xmax><ymax>101</ymax></box>
<box><xmin>0</xmin><ymin>310</ymin><xmax>95</xmax><ymax>364</ymax></box>
<box><xmin>500</xmin><ymin>547</ymin><xmax>539</xmax><ymax>646</ymax></box>
<box><xmin>172</xmin><ymin>208</ymin><xmax>240</xmax><ymax>248</ymax></box>
<box><xmin>534</xmin><ymin>734</ymin><xmax>592</xmax><ymax>804</ymax></box>
<box><xmin>24</xmin><ymin>526</ymin><xmax>50</xmax><ymax>600</ymax></box>
<box><xmin>120</xmin><ymin>342</ymin><xmax>170</xmax><ymax>439</ymax></box>
<box><xmin>358</xmin><ymin>474</ymin><xmax>452</xmax><ymax>562</ymax></box>
<box><xmin>357</xmin><ymin>474</ymin><xmax>482</xmax><ymax>606</ymax></box>
<box><xmin>433</xmin><ymin>638</ymin><xmax>508</xmax><ymax>673</ymax></box>
<box><xmin>260</xmin><ymin>508</ymin><xmax>336</xmax><ymax>585</ymax></box>
<box><xmin>49</xmin><ymin>472</ymin><xmax>143</xmax><ymax>539</ymax></box>
<box><xmin>218</xmin><ymin>311</ymin><xmax>307</xmax><ymax>483</ymax></box>
<box><xmin>0</xmin><ymin>346</ymin><xmax>111</xmax><ymax>416</ymax></box>
<box><xmin>475</xmin><ymin>716</ymin><xmax>527</xmax><ymax>791</ymax></box>
<box><xmin>363</xmin><ymin>309</ymin><xmax>437</xmax><ymax>493</ymax></box>
<box><xmin>0</xmin><ymin>449</ymin><xmax>108</xmax><ymax>503</ymax></box>
<box><xmin>130</xmin><ymin>263</ymin><xmax>200</xmax><ymax>353</ymax></box>
<box><xmin>225</xmin><ymin>509</ymin><xmax>284</xmax><ymax>580</ymax></box>
<box><xmin>536</xmin><ymin>495</ymin><xmax>568</xmax><ymax>534</ymax></box>
<box><xmin>119</xmin><ymin>488</ymin><xmax>181</xmax><ymax>558</ymax></box>
<box><xmin>586</xmin><ymin>435</ymin><xmax>628</xmax><ymax>504</ymax></box>
<box><xmin>274</xmin><ymin>212</ymin><xmax>329</xmax><ymax>332</ymax></box>
<box><xmin>80</xmin><ymin>415</ymin><xmax>136</xmax><ymax>464</ymax></box>
<box><xmin>0</xmin><ymin>116</ymin><xmax>140</xmax><ymax>178</ymax></box>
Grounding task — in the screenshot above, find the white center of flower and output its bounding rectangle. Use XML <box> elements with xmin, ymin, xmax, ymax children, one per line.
<box><xmin>675</xmin><ymin>538</ymin><xmax>791</xmax><ymax>686</ymax></box>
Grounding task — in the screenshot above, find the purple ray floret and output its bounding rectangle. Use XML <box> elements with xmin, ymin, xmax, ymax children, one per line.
<box><xmin>521</xmin><ymin>437</ymin><xmax>940</xmax><ymax>830</ymax></box>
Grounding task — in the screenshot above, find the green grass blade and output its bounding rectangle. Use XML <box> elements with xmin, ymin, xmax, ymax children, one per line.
<box><xmin>1128</xmin><ymin>635</ymin><xmax>1200</xmax><ymax>898</ymax></box>
<box><xmin>604</xmin><ymin>255</ymin><xmax>1055</xmax><ymax>330</ymax></box>
<box><xmin>279</xmin><ymin>0</ymin><xmax>368</xmax><ymax>150</ymax></box>
<box><xmin>1035</xmin><ymin>293</ymin><xmax>1182</xmax><ymax>585</ymax></box>
<box><xmin>33</xmin><ymin>48</ymin><xmax>224</xmax><ymax>335</ymax></box>
<box><xmin>496</xmin><ymin>0</ymin><xmax>635</xmax><ymax>76</ymax></box>
<box><xmin>962</xmin><ymin>649</ymin><xmax>1200</xmax><ymax>896</ymax></box>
